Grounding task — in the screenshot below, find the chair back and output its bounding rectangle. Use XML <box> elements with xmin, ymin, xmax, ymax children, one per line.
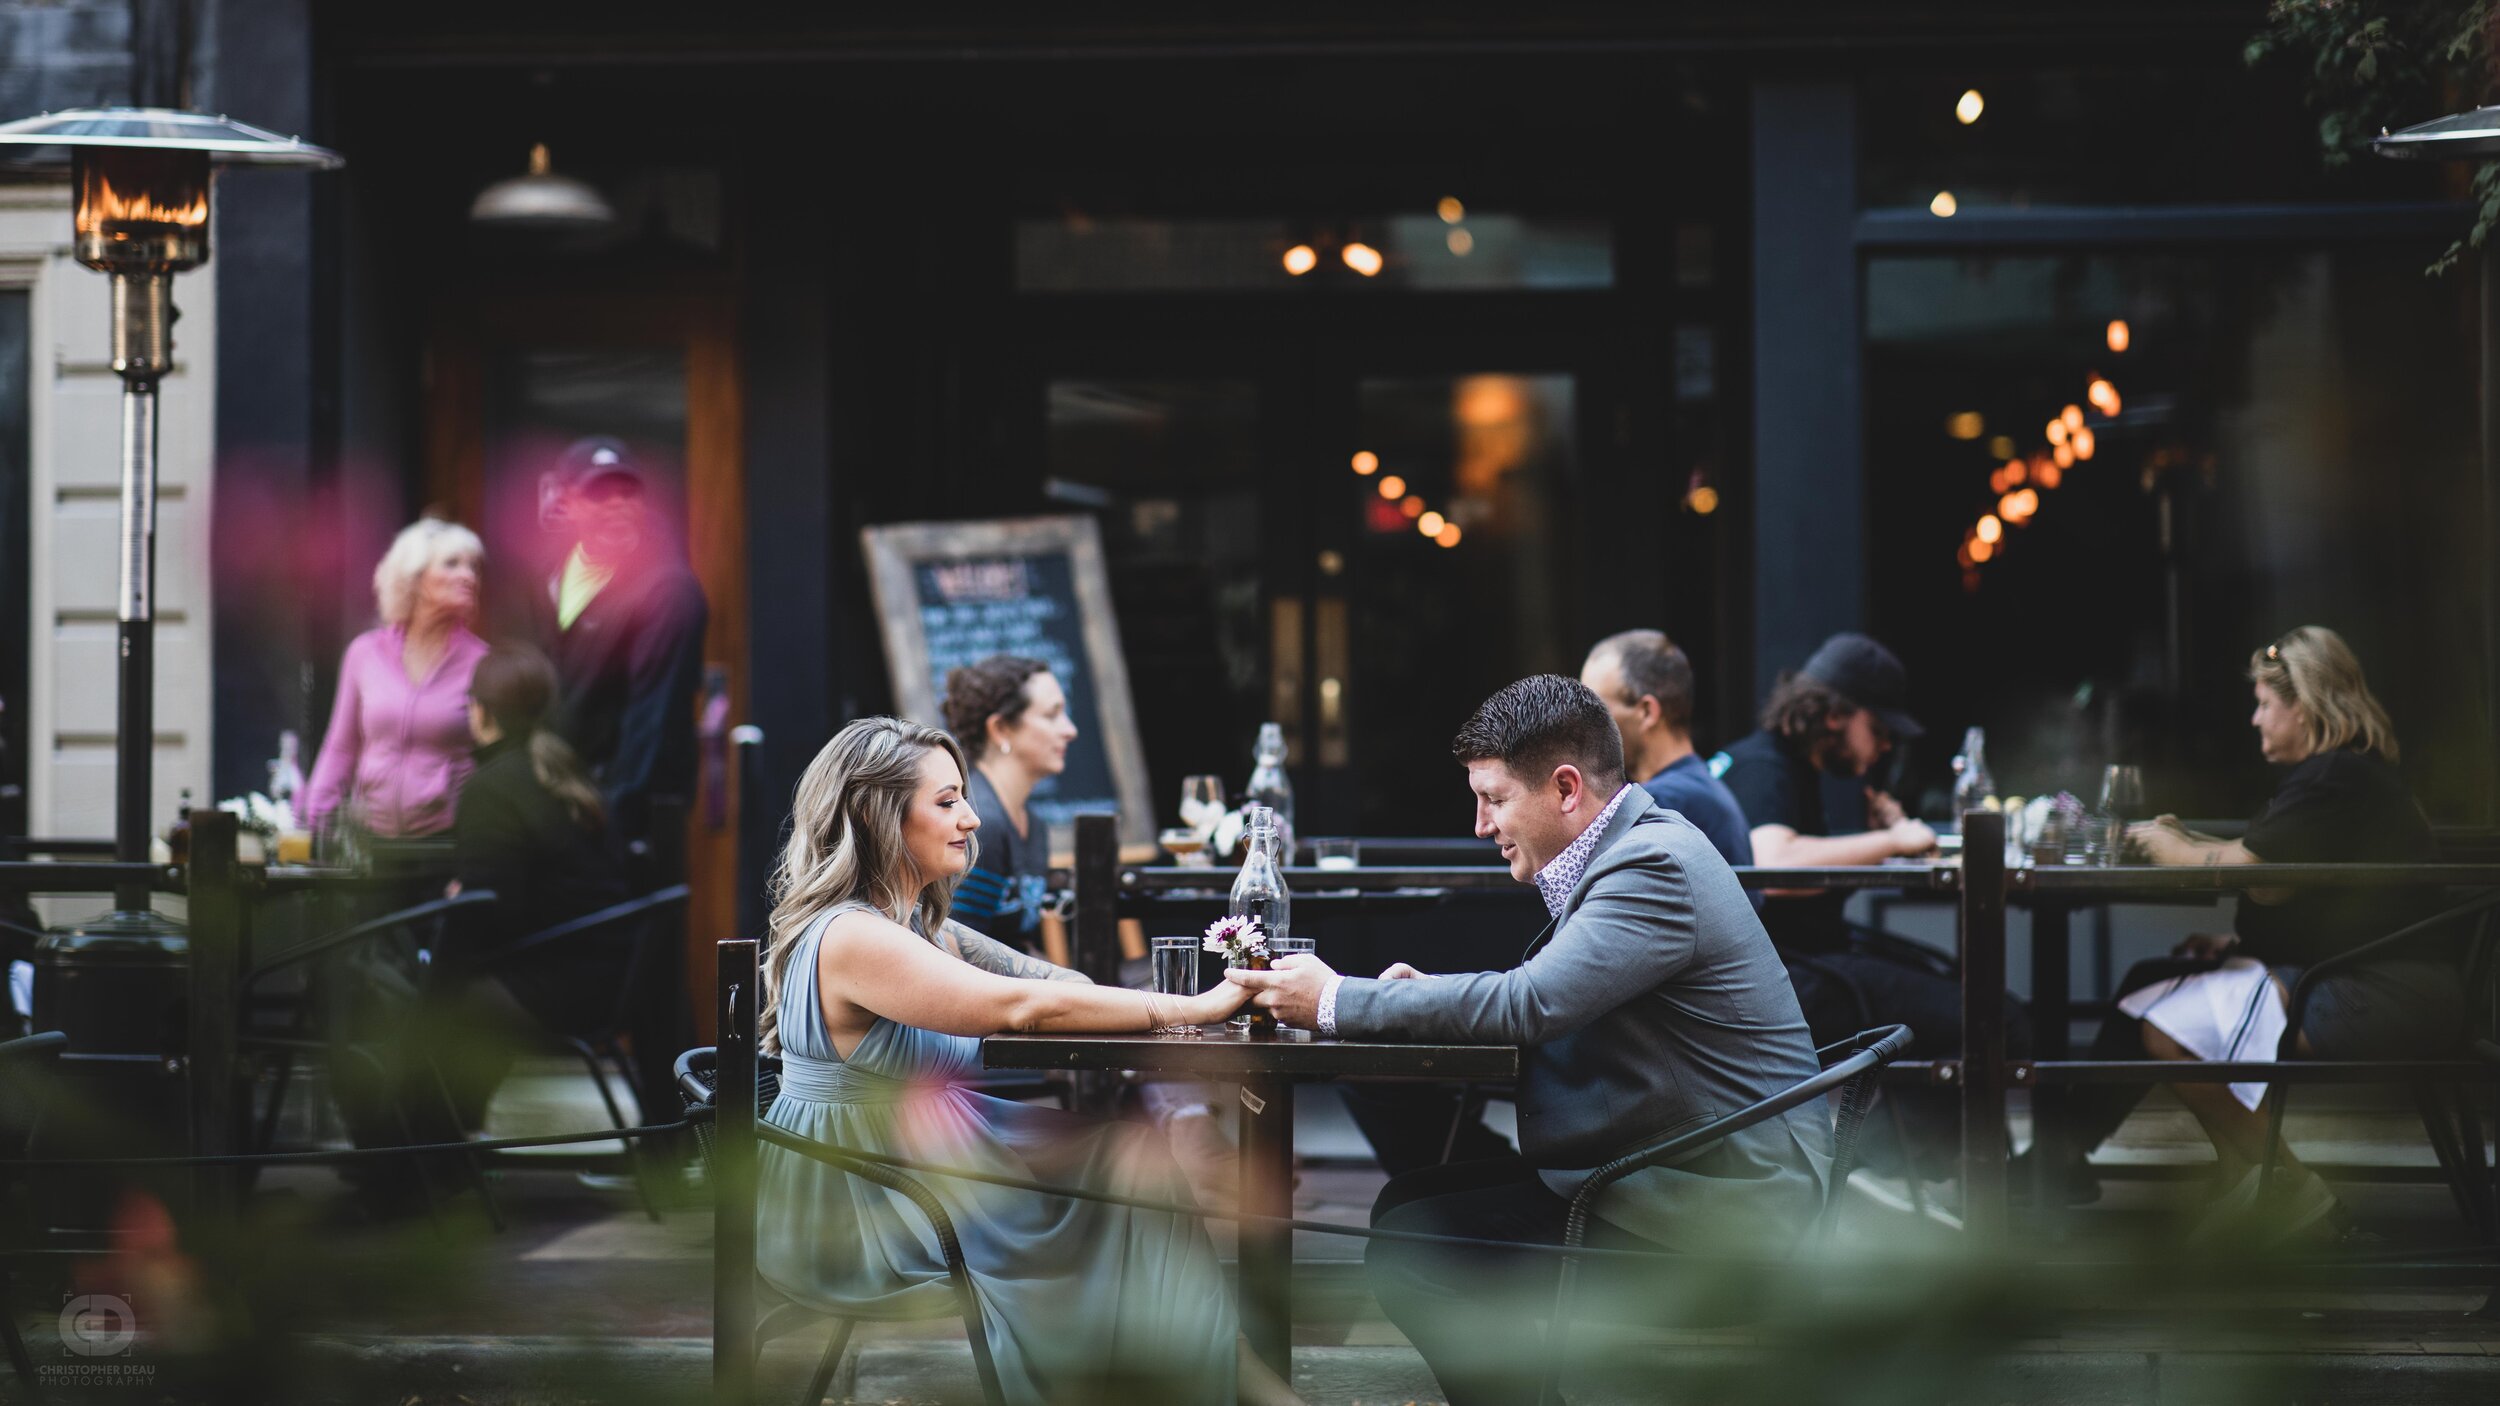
<box><xmin>674</xmin><ymin>1044</ymin><xmax>780</xmax><ymax>1175</ymax></box>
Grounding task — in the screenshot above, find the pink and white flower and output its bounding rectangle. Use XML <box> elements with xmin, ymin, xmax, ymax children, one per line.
<box><xmin>1202</xmin><ymin>914</ymin><xmax>1268</xmax><ymax>963</ymax></box>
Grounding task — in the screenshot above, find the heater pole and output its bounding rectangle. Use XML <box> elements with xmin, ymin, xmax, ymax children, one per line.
<box><xmin>109</xmin><ymin>271</ymin><xmax>171</xmax><ymax>910</ymax></box>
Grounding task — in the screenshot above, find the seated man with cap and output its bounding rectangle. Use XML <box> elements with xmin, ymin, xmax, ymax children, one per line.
<box><xmin>1716</xmin><ymin>632</ymin><xmax>2028</xmax><ymax>1179</ymax></box>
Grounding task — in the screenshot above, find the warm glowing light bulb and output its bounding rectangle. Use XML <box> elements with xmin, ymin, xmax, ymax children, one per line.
<box><xmin>1930</xmin><ymin>191</ymin><xmax>1959</xmax><ymax>218</ymax></box>
<box><xmin>2005</xmin><ymin>459</ymin><xmax>2027</xmax><ymax>486</ymax></box>
<box><xmin>2045</xmin><ymin>419</ymin><xmax>2067</xmax><ymax>447</ymax></box>
<box><xmin>1377</xmin><ymin>474</ymin><xmax>1407</xmax><ymax>499</ymax></box>
<box><xmin>1351</xmin><ymin>450</ymin><xmax>1379</xmax><ymax>476</ymax></box>
<box><xmin>1283</xmin><ymin>244</ymin><xmax>1318</xmax><ymax>276</ymax></box>
<box><xmin>2015</xmin><ymin>488</ymin><xmax>2039</xmax><ymax>517</ymax></box>
<box><xmin>1400</xmin><ymin>495</ymin><xmax>1426</xmax><ymax>519</ymax></box>
<box><xmin>1438</xmin><ymin>196</ymin><xmax>1465</xmax><ymax>224</ymax></box>
<box><xmin>1987</xmin><ymin>434</ymin><xmax>2016</xmax><ymax>459</ymax></box>
<box><xmin>2053</xmin><ymin>441</ymin><xmax>2075</xmax><ymax>469</ymax></box>
<box><xmin>1435</xmin><ymin>523</ymin><xmax>1462</xmax><ymax>547</ymax></box>
<box><xmin>2061</xmin><ymin>404</ymin><xmax>2085</xmax><ymax>434</ymax></box>
<box><xmin>1417</xmin><ymin>511</ymin><xmax>1446</xmax><ymax>536</ymax></box>
<box><xmin>1977</xmin><ymin>514</ymin><xmax>2003</xmax><ymax>544</ymax></box>
<box><xmin>1998</xmin><ymin>492</ymin><xmax>2024</xmax><ymax>522</ymax></box>
<box><xmin>1969</xmin><ymin>536</ymin><xmax>1996</xmax><ymax>563</ymax></box>
<box><xmin>1447</xmin><ymin>228</ymin><xmax>1474</xmax><ymax>256</ymax></box>
<box><xmin>1956</xmin><ymin>89</ymin><xmax>1985</xmax><ymax>125</ymax></box>
<box><xmin>2036</xmin><ymin>461</ymin><xmax>2063</xmax><ymax>489</ymax></box>
<box><xmin>2106</xmin><ymin>319</ymin><xmax>2130</xmax><ymax>354</ymax></box>
<box><xmin>2070</xmin><ymin>427</ymin><xmax>2094</xmax><ymax>461</ymax></box>
<box><xmin>1946</xmin><ymin>411</ymin><xmax>1984</xmax><ymax>440</ymax></box>
<box><xmin>2088</xmin><ymin>377</ymin><xmax>2121</xmax><ymax>416</ymax></box>
<box><xmin>1342</xmin><ymin>242</ymin><xmax>1384</xmax><ymax>277</ymax></box>
<box><xmin>1686</xmin><ymin>485</ymin><xmax>1720</xmax><ymax>515</ymax></box>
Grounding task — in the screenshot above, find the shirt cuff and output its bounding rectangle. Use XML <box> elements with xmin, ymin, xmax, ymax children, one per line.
<box><xmin>1316</xmin><ymin>974</ymin><xmax>1344</xmax><ymax>1037</ymax></box>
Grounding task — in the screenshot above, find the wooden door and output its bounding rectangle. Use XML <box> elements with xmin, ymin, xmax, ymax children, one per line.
<box><xmin>425</xmin><ymin>289</ymin><xmax>748</xmax><ymax>1040</ymax></box>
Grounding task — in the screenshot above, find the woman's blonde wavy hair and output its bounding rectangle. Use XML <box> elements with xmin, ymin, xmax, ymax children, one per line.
<box><xmin>2249</xmin><ymin>625</ymin><xmax>2400</xmax><ymax>764</ymax></box>
<box><xmin>759</xmin><ymin>717</ymin><xmax>976</xmax><ymax>1055</ymax></box>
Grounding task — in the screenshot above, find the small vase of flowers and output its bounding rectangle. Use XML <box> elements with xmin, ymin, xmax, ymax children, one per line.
<box><xmin>1203</xmin><ymin>914</ymin><xmax>1273</xmax><ymax>1033</ymax></box>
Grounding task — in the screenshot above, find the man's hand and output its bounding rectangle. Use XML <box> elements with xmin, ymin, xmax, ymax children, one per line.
<box><xmin>1887</xmin><ymin>817</ymin><xmax>1937</xmax><ymax>857</ymax></box>
<box><xmin>2173</xmin><ymin>932</ymin><xmax>2238</xmax><ymax>961</ymax></box>
<box><xmin>1866</xmin><ymin>788</ymin><xmax>1906</xmax><ymax>829</ymax></box>
<box><xmin>1226</xmin><ymin>954</ymin><xmax>1336</xmax><ymax>1030</ymax></box>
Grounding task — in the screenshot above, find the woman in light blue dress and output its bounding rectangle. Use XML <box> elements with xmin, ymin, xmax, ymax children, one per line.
<box><xmin>755</xmin><ymin>717</ymin><xmax>1297</xmax><ymax>1405</ymax></box>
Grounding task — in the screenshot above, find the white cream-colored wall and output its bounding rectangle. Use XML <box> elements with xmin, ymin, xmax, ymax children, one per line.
<box><xmin>0</xmin><ymin>183</ymin><xmax>215</xmax><ymax>861</ymax></box>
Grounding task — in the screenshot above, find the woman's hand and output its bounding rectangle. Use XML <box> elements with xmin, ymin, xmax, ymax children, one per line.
<box><xmin>2127</xmin><ymin>816</ymin><xmax>2195</xmax><ymax>866</ymax></box>
<box><xmin>1186</xmin><ymin>978</ymin><xmax>1254</xmax><ymax>1027</ymax></box>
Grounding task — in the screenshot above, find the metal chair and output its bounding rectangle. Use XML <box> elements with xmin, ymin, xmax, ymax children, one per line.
<box><xmin>678</xmin><ymin>1046</ymin><xmax>1007</xmax><ymax>1406</ymax></box>
<box><xmin>2259</xmin><ymin>891</ymin><xmax>2500</xmax><ymax>1241</ymax></box>
<box><xmin>443</xmin><ymin>885</ymin><xmax>692</xmax><ymax>1222</ymax></box>
<box><xmin>0</xmin><ymin>1030</ymin><xmax>70</xmax><ymax>1402</ymax></box>
<box><xmin>1538</xmin><ymin>1023</ymin><xmax>1915</xmax><ymax>1406</ymax></box>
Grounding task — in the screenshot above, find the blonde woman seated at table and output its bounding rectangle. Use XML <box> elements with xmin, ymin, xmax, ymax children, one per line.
<box><xmin>2044</xmin><ymin>627</ymin><xmax>2454</xmax><ymax>1238</ymax></box>
<box><xmin>755</xmin><ymin>717</ymin><xmax>1298</xmax><ymax>1406</ymax></box>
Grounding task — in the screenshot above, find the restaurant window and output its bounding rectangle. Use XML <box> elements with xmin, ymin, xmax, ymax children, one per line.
<box><xmin>1343</xmin><ymin>372</ymin><xmax>1580</xmax><ymax>828</ymax></box>
<box><xmin>0</xmin><ymin>290</ymin><xmax>25</xmax><ymax>838</ymax></box>
<box><xmin>1013</xmin><ymin>213</ymin><xmax>1614</xmax><ymax>293</ymax></box>
<box><xmin>1862</xmin><ymin>246</ymin><xmax>2487</xmax><ymax>823</ymax></box>
<box><xmin>1045</xmin><ymin>378</ymin><xmax>1269</xmax><ymax>798</ymax></box>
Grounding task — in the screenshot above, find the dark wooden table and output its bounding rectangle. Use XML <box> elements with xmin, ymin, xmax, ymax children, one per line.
<box><xmin>981</xmin><ymin>1028</ymin><xmax>1518</xmax><ymax>1373</ymax></box>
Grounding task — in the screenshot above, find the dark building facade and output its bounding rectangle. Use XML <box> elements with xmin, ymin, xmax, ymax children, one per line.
<box><xmin>11</xmin><ymin>4</ymin><xmax>2489</xmax><ymax>921</ymax></box>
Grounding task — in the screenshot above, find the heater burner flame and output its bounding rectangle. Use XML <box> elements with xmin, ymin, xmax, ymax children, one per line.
<box><xmin>71</xmin><ymin>150</ymin><xmax>210</xmax><ymax>273</ymax></box>
<box><xmin>76</xmin><ymin>173</ymin><xmax>209</xmax><ymax>232</ymax></box>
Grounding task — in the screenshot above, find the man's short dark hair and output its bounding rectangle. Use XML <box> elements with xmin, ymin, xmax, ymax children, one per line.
<box><xmin>1589</xmin><ymin>629</ymin><xmax>1696</xmax><ymax>733</ymax></box>
<box><xmin>1453</xmin><ymin>675</ymin><xmax>1627</xmax><ymax>789</ymax></box>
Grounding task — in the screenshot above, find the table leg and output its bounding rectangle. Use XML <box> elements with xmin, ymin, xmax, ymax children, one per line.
<box><xmin>1959</xmin><ymin>811</ymin><xmax>2010</xmax><ymax>1242</ymax></box>
<box><xmin>2029</xmin><ymin>899</ymin><xmax>2071</xmax><ymax>1212</ymax></box>
<box><xmin>1237</xmin><ymin>1072</ymin><xmax>1295</xmax><ymax>1374</ymax></box>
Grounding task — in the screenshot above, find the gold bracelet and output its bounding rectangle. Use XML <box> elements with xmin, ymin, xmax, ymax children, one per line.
<box><xmin>1139</xmin><ymin>989</ymin><xmax>1166</xmax><ymax>1031</ymax></box>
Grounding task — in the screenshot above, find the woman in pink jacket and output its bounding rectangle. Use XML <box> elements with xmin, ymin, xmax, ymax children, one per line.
<box><xmin>302</xmin><ymin>518</ymin><xmax>491</xmax><ymax>840</ymax></box>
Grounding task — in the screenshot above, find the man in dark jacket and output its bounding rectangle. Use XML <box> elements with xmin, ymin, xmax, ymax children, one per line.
<box><xmin>535</xmin><ymin>438</ymin><xmax>709</xmax><ymax>859</ymax></box>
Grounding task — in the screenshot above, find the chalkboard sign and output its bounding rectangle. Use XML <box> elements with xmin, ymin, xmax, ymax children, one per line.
<box><xmin>862</xmin><ymin>516</ymin><xmax>1153</xmax><ymax>851</ymax></box>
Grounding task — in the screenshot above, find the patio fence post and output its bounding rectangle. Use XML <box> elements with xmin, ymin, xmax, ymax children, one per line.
<box><xmin>1072</xmin><ymin>813</ymin><xmax>1119</xmax><ymax>987</ymax></box>
<box><xmin>714</xmin><ymin>938</ymin><xmax>759</xmax><ymax>1406</ymax></box>
<box><xmin>1959</xmin><ymin>809</ymin><xmax>2009</xmax><ymax>1242</ymax></box>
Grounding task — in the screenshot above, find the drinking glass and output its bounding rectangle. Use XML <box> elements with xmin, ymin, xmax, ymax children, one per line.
<box><xmin>1268</xmin><ymin>936</ymin><xmax>1316</xmax><ymax>963</ymax></box>
<box><xmin>1150</xmin><ymin>936</ymin><xmax>1205</xmax><ymax>1035</ymax></box>
<box><xmin>2097</xmin><ymin>765</ymin><xmax>2146</xmax><ymax>821</ymax></box>
<box><xmin>1179</xmin><ymin>775</ymin><xmax>1227</xmax><ymax>837</ymax></box>
<box><xmin>1159</xmin><ymin>827</ymin><xmax>1213</xmax><ymax>869</ymax></box>
<box><xmin>1311</xmin><ymin>837</ymin><xmax>1360</xmax><ymax>871</ymax></box>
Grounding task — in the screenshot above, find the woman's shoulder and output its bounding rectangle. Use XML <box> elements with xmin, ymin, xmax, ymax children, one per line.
<box><xmin>342</xmin><ymin>625</ymin><xmax>397</xmax><ymax>660</ymax></box>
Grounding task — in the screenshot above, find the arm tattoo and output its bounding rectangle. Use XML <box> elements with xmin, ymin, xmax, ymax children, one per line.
<box><xmin>938</xmin><ymin>919</ymin><xmax>1092</xmax><ymax>984</ymax></box>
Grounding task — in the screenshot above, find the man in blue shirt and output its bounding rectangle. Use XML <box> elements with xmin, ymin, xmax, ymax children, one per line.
<box><xmin>1581</xmin><ymin>630</ymin><xmax>1754</xmax><ymax>868</ymax></box>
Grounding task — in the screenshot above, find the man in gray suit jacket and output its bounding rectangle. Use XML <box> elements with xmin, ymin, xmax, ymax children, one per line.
<box><xmin>1229</xmin><ymin>675</ymin><xmax>1831</xmax><ymax>1405</ymax></box>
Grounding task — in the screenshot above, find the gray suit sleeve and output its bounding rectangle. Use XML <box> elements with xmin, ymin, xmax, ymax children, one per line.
<box><xmin>1331</xmin><ymin>853</ymin><xmax>1701</xmax><ymax>1043</ymax></box>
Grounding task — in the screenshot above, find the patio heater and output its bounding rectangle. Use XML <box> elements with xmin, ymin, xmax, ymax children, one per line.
<box><xmin>0</xmin><ymin>115</ymin><xmax>335</xmax><ymax>1182</ymax></box>
<box><xmin>0</xmin><ymin>110</ymin><xmax>338</xmax><ymax>929</ymax></box>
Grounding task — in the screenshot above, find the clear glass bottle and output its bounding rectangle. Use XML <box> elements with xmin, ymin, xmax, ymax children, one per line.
<box><xmin>1245</xmin><ymin>722</ymin><xmax>1295</xmax><ymax>862</ymax></box>
<box><xmin>1951</xmin><ymin>726</ymin><xmax>1996</xmax><ymax>823</ymax></box>
<box><xmin>1227</xmin><ymin>806</ymin><xmax>1291</xmax><ymax>1030</ymax></box>
<box><xmin>269</xmin><ymin>730</ymin><xmax>305</xmax><ymax>805</ymax></box>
